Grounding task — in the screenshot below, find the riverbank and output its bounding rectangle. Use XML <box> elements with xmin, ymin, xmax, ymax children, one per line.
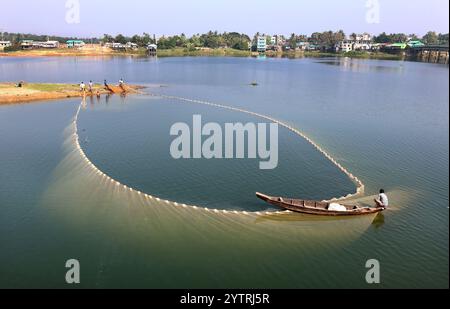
<box><xmin>158</xmin><ymin>48</ymin><xmax>405</xmax><ymax>60</ymax></box>
<box><xmin>0</xmin><ymin>83</ymin><xmax>143</xmax><ymax>105</ymax></box>
<box><xmin>0</xmin><ymin>45</ymin><xmax>145</xmax><ymax>58</ymax></box>
<box><xmin>0</xmin><ymin>47</ymin><xmax>404</xmax><ymax>61</ymax></box>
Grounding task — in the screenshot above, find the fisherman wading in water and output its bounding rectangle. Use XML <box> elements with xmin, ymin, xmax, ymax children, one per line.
<box><xmin>80</xmin><ymin>82</ymin><xmax>86</xmax><ymax>94</ymax></box>
<box><xmin>119</xmin><ymin>78</ymin><xmax>125</xmax><ymax>91</ymax></box>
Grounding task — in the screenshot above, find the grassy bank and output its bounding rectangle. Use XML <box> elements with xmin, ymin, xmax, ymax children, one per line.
<box><xmin>265</xmin><ymin>50</ymin><xmax>403</xmax><ymax>60</ymax></box>
<box><xmin>1</xmin><ymin>46</ymin><xmax>404</xmax><ymax>61</ymax></box>
<box><xmin>0</xmin><ymin>82</ymin><xmax>142</xmax><ymax>105</ymax></box>
<box><xmin>156</xmin><ymin>47</ymin><xmax>252</xmax><ymax>57</ymax></box>
<box><xmin>134</xmin><ymin>48</ymin><xmax>403</xmax><ymax>60</ymax></box>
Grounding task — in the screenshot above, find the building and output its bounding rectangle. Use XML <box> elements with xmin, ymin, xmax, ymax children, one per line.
<box><xmin>370</xmin><ymin>43</ymin><xmax>387</xmax><ymax>51</ymax></box>
<box><xmin>67</xmin><ymin>40</ymin><xmax>85</xmax><ymax>48</ymax></box>
<box><xmin>147</xmin><ymin>44</ymin><xmax>157</xmax><ymax>55</ymax></box>
<box><xmin>34</xmin><ymin>41</ymin><xmax>60</xmax><ymax>49</ymax></box>
<box><xmin>257</xmin><ymin>36</ymin><xmax>266</xmax><ymax>52</ymax></box>
<box><xmin>335</xmin><ymin>33</ymin><xmax>374</xmax><ymax>52</ymax></box>
<box><xmin>21</xmin><ymin>40</ymin><xmax>34</xmax><ymax>50</ymax></box>
<box><xmin>296</xmin><ymin>42</ymin><xmax>311</xmax><ymax>51</ymax></box>
<box><xmin>270</xmin><ymin>35</ymin><xmax>285</xmax><ymax>47</ymax></box>
<box><xmin>336</xmin><ymin>40</ymin><xmax>354</xmax><ymax>52</ymax></box>
<box><xmin>352</xmin><ymin>33</ymin><xmax>372</xmax><ymax>50</ymax></box>
<box><xmin>0</xmin><ymin>41</ymin><xmax>12</xmax><ymax>50</ymax></box>
<box><xmin>147</xmin><ymin>44</ymin><xmax>157</xmax><ymax>51</ymax></box>
<box><xmin>19</xmin><ymin>40</ymin><xmax>59</xmax><ymax>50</ymax></box>
<box><xmin>111</xmin><ymin>42</ymin><xmax>126</xmax><ymax>50</ymax></box>
<box><xmin>407</xmin><ymin>40</ymin><xmax>425</xmax><ymax>48</ymax></box>
<box><xmin>386</xmin><ymin>43</ymin><xmax>407</xmax><ymax>50</ymax></box>
<box><xmin>125</xmin><ymin>42</ymin><xmax>138</xmax><ymax>50</ymax></box>
<box><xmin>354</xmin><ymin>33</ymin><xmax>372</xmax><ymax>42</ymax></box>
<box><xmin>107</xmin><ymin>42</ymin><xmax>139</xmax><ymax>51</ymax></box>
<box><xmin>270</xmin><ymin>36</ymin><xmax>276</xmax><ymax>46</ymax></box>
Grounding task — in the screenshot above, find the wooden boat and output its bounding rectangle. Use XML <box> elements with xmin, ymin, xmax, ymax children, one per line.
<box><xmin>105</xmin><ymin>85</ymin><xmax>126</xmax><ymax>94</ymax></box>
<box><xmin>104</xmin><ymin>84</ymin><xmax>141</xmax><ymax>94</ymax></box>
<box><xmin>256</xmin><ymin>192</ymin><xmax>385</xmax><ymax>216</ymax></box>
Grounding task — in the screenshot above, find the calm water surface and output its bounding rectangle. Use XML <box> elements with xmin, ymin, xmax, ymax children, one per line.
<box><xmin>0</xmin><ymin>56</ymin><xmax>448</xmax><ymax>288</ymax></box>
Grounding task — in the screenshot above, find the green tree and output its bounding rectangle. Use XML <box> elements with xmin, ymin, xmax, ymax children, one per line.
<box><xmin>373</xmin><ymin>32</ymin><xmax>389</xmax><ymax>43</ymax></box>
<box><xmin>102</xmin><ymin>34</ymin><xmax>114</xmax><ymax>44</ymax></box>
<box><xmin>390</xmin><ymin>33</ymin><xmax>408</xmax><ymax>43</ymax></box>
<box><xmin>115</xmin><ymin>34</ymin><xmax>127</xmax><ymax>44</ymax></box>
<box><xmin>334</xmin><ymin>30</ymin><xmax>346</xmax><ymax>45</ymax></box>
<box><xmin>189</xmin><ymin>34</ymin><xmax>201</xmax><ymax>47</ymax></box>
<box><xmin>408</xmin><ymin>33</ymin><xmax>419</xmax><ymax>41</ymax></box>
<box><xmin>422</xmin><ymin>31</ymin><xmax>439</xmax><ymax>45</ymax></box>
<box><xmin>437</xmin><ymin>33</ymin><xmax>449</xmax><ymax>45</ymax></box>
<box><xmin>297</xmin><ymin>35</ymin><xmax>308</xmax><ymax>42</ymax></box>
<box><xmin>288</xmin><ymin>33</ymin><xmax>297</xmax><ymax>49</ymax></box>
<box><xmin>142</xmin><ymin>33</ymin><xmax>152</xmax><ymax>46</ymax></box>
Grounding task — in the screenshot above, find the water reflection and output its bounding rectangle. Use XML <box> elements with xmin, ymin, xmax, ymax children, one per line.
<box><xmin>316</xmin><ymin>58</ymin><xmax>405</xmax><ymax>73</ymax></box>
<box><xmin>372</xmin><ymin>212</ymin><xmax>385</xmax><ymax>228</ymax></box>
<box><xmin>81</xmin><ymin>96</ymin><xmax>87</xmax><ymax>109</ymax></box>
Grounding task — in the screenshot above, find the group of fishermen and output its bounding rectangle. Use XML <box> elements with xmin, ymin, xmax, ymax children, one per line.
<box><xmin>79</xmin><ymin>78</ymin><xmax>125</xmax><ymax>96</ymax></box>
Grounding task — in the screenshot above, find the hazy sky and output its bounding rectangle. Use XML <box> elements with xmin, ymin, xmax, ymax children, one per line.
<box><xmin>1</xmin><ymin>0</ymin><xmax>448</xmax><ymax>37</ymax></box>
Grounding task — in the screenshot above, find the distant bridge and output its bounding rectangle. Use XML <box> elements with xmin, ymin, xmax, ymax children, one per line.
<box><xmin>407</xmin><ymin>45</ymin><xmax>449</xmax><ymax>64</ymax></box>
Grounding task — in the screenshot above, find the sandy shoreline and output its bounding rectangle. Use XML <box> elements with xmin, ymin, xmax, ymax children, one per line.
<box><xmin>0</xmin><ymin>46</ymin><xmax>140</xmax><ymax>58</ymax></box>
<box><xmin>0</xmin><ymin>83</ymin><xmax>144</xmax><ymax>105</ymax></box>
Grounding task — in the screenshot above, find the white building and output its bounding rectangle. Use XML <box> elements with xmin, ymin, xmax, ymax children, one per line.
<box><xmin>270</xmin><ymin>36</ymin><xmax>276</xmax><ymax>45</ymax></box>
<box><xmin>147</xmin><ymin>43</ymin><xmax>157</xmax><ymax>55</ymax></box>
<box><xmin>257</xmin><ymin>36</ymin><xmax>266</xmax><ymax>52</ymax></box>
<box><xmin>297</xmin><ymin>42</ymin><xmax>313</xmax><ymax>51</ymax></box>
<box><xmin>147</xmin><ymin>44</ymin><xmax>157</xmax><ymax>51</ymax></box>
<box><xmin>0</xmin><ymin>41</ymin><xmax>12</xmax><ymax>50</ymax></box>
<box><xmin>125</xmin><ymin>42</ymin><xmax>138</xmax><ymax>50</ymax></box>
<box><xmin>270</xmin><ymin>35</ymin><xmax>284</xmax><ymax>46</ymax></box>
<box><xmin>336</xmin><ymin>33</ymin><xmax>373</xmax><ymax>52</ymax></box>
<box><xmin>336</xmin><ymin>40</ymin><xmax>354</xmax><ymax>52</ymax></box>
<box><xmin>107</xmin><ymin>42</ymin><xmax>140</xmax><ymax>50</ymax></box>
<box><xmin>352</xmin><ymin>33</ymin><xmax>372</xmax><ymax>50</ymax></box>
<box><xmin>34</xmin><ymin>41</ymin><xmax>60</xmax><ymax>49</ymax></box>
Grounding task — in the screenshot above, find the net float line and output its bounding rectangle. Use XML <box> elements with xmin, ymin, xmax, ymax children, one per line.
<box><xmin>72</xmin><ymin>94</ymin><xmax>364</xmax><ymax>217</ymax></box>
<box><xmin>154</xmin><ymin>93</ymin><xmax>365</xmax><ymax>202</ymax></box>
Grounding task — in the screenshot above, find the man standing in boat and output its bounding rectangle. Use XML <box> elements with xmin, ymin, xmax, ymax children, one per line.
<box><xmin>374</xmin><ymin>189</ymin><xmax>389</xmax><ymax>208</ymax></box>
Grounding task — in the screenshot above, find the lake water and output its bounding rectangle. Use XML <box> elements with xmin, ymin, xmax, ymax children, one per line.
<box><xmin>0</xmin><ymin>56</ymin><xmax>448</xmax><ymax>288</ymax></box>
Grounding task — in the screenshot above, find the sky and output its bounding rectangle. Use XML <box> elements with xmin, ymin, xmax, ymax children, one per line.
<box><xmin>1</xmin><ymin>0</ymin><xmax>449</xmax><ymax>38</ymax></box>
